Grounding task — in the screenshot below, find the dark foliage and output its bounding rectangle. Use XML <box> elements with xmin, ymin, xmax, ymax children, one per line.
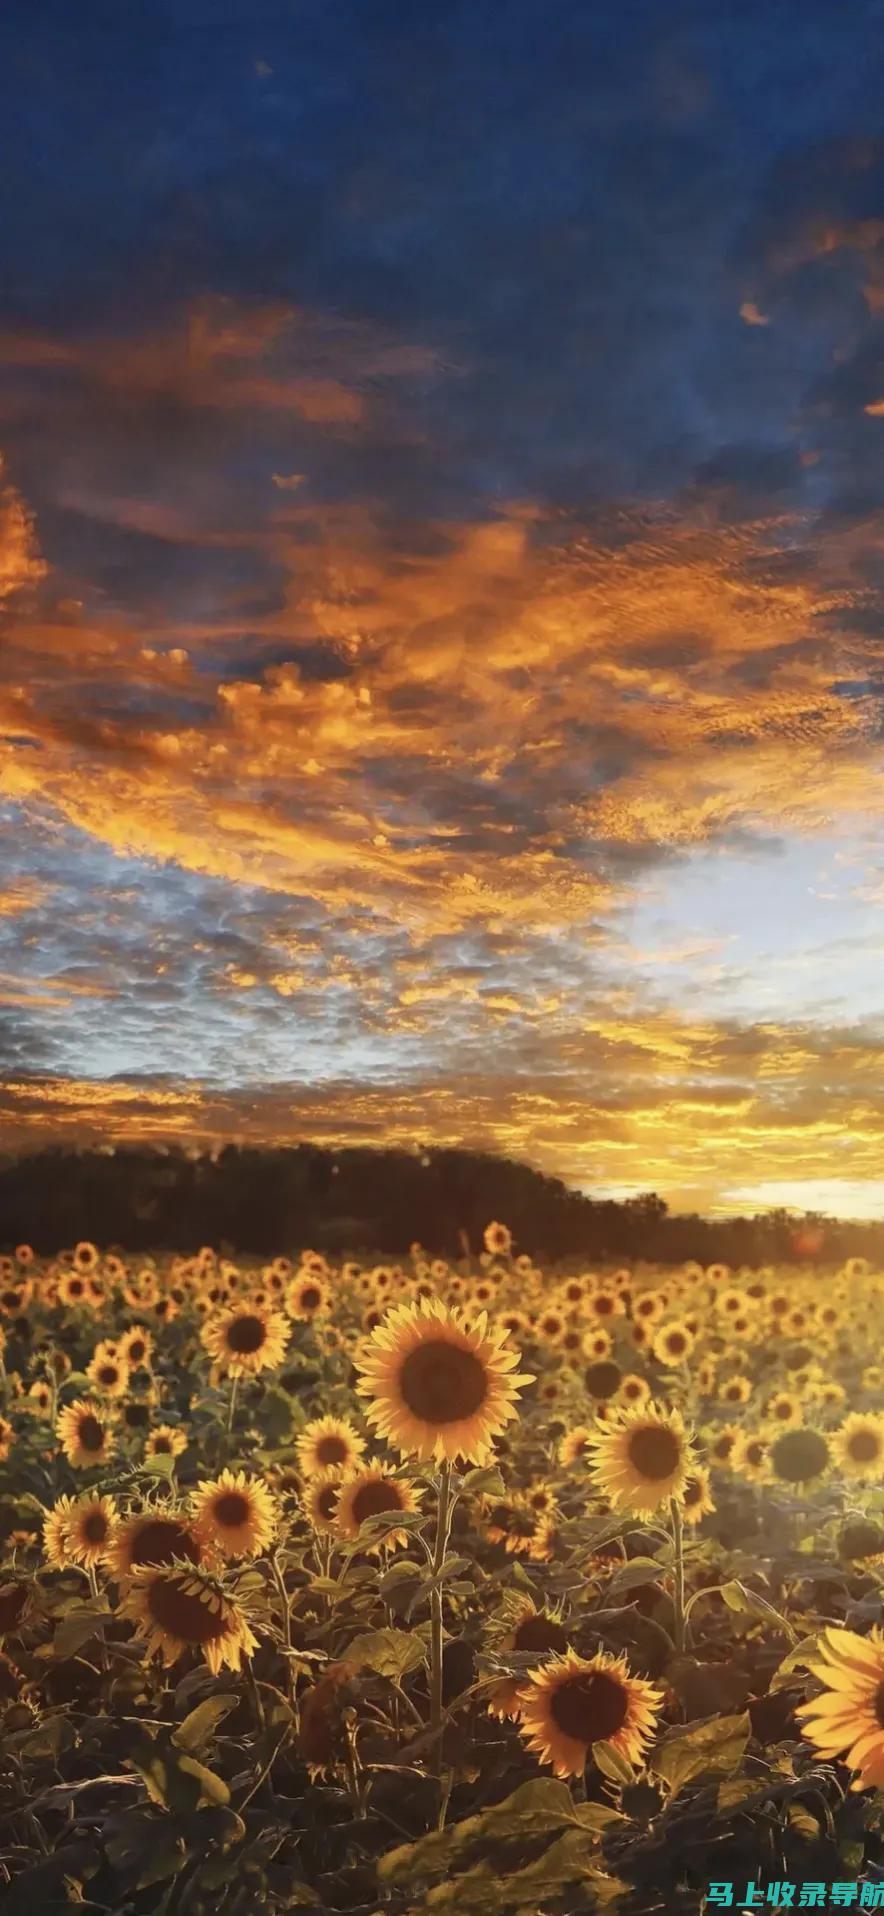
<box><xmin>0</xmin><ymin>1143</ymin><xmax>879</xmax><ymax>1264</ymax></box>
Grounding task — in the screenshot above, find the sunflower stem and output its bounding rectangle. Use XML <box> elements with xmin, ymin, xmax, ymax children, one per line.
<box><xmin>670</xmin><ymin>1497</ymin><xmax>687</xmax><ymax>1652</ymax></box>
<box><xmin>226</xmin><ymin>1371</ymin><xmax>239</xmax><ymax>1437</ymax></box>
<box><xmin>429</xmin><ymin>1460</ymin><xmax>453</xmax><ymax>1775</ymax></box>
<box><xmin>269</xmin><ymin>1550</ymin><xmax>294</xmax><ymax>1696</ymax></box>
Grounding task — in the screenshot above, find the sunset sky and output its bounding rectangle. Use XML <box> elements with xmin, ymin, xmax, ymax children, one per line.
<box><xmin>2</xmin><ymin>0</ymin><xmax>884</xmax><ymax>1216</ymax></box>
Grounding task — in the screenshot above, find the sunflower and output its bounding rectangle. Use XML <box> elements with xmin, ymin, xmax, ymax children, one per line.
<box><xmin>56</xmin><ymin>1270</ymin><xmax>91</xmax><ymax>1310</ymax></box>
<box><xmin>201</xmin><ymin>1302</ymin><xmax>290</xmax><ymax>1376</ymax></box>
<box><xmin>832</xmin><ymin>1414</ymin><xmax>884</xmax><ymax>1483</ymax></box>
<box><xmin>618</xmin><ymin>1373</ymin><xmax>651</xmax><ymax>1408</ymax></box>
<box><xmin>765</xmin><ymin>1390</ymin><xmax>803</xmax><ymax>1430</ymax></box>
<box><xmin>27</xmin><ymin>1380</ymin><xmax>53</xmax><ymax>1418</ymax></box>
<box><xmin>486</xmin><ymin>1600</ymin><xmax>570</xmax><ymax>1721</ymax></box>
<box><xmin>64</xmin><ymin>1493</ymin><xmax>118</xmax><ymax>1568</ymax></box>
<box><xmin>731</xmin><ymin>1431</ymin><xmax>770</xmax><ymax>1483</ymax></box>
<box><xmin>191</xmin><ymin>1470</ymin><xmax>278</xmax><ymax>1560</ymax></box>
<box><xmin>0</xmin><ymin>1278</ymin><xmax>32</xmax><ymax>1317</ymax></box>
<box><xmin>581</xmin><ymin>1326</ymin><xmax>613</xmax><ymax>1362</ymax></box>
<box><xmin>652</xmin><ymin>1322</ymin><xmax>695</xmax><ymax>1367</ymax></box>
<box><xmin>708</xmin><ymin>1423</ymin><xmax>741</xmax><ymax>1468</ymax></box>
<box><xmin>718</xmin><ymin>1375</ymin><xmax>753</xmax><ymax>1408</ymax></box>
<box><xmin>838</xmin><ymin>1518</ymin><xmax>884</xmax><ymax>1566</ymax></box>
<box><xmin>558</xmin><ymin>1426</ymin><xmax>595</xmax><ymax>1467</ymax></box>
<box><xmin>43</xmin><ymin>1495</ymin><xmax>76</xmax><ymax>1568</ymax></box>
<box><xmin>86</xmin><ymin>1344</ymin><xmax>131</xmax><ymax>1399</ymax></box>
<box><xmin>56</xmin><ymin>1398</ymin><xmax>115</xmax><ymax>1469</ymax></box>
<box><xmin>336</xmin><ymin>1464</ymin><xmax>419</xmax><ymax>1548</ymax></box>
<box><xmin>797</xmin><ymin>1627</ymin><xmax>884</xmax><ymax>1789</ymax></box>
<box><xmin>296</xmin><ymin>1415</ymin><xmax>366</xmax><ymax>1479</ymax></box>
<box><xmin>119</xmin><ymin>1564</ymin><xmax>257</xmax><ymax>1674</ymax></box>
<box><xmin>536</xmin><ymin>1308</ymin><xmax>566</xmax><ymax>1345</ymax></box>
<box><xmin>484</xmin><ymin>1221</ymin><xmax>512</xmax><ymax>1255</ymax></box>
<box><xmin>680</xmin><ymin>1467</ymin><xmax>715</xmax><ymax>1528</ymax></box>
<box><xmin>119</xmin><ymin>1326</ymin><xmax>154</xmax><ymax>1371</ymax></box>
<box><xmin>585</xmin><ymin>1287</ymin><xmax>624</xmax><ymax>1323</ymax></box>
<box><xmin>355</xmin><ymin>1297</ymin><xmax>533</xmax><ymax>1465</ymax></box>
<box><xmin>517</xmin><ymin>1647</ymin><xmax>663</xmax><ymax>1779</ymax></box>
<box><xmin>769</xmin><ymin>1426</ymin><xmax>831</xmax><ymax>1487</ymax></box>
<box><xmin>588</xmin><ymin>1402</ymin><xmax>692</xmax><ymax>1514</ymax></box>
<box><xmin>109</xmin><ymin>1508</ymin><xmax>203</xmax><ymax>1581</ymax></box>
<box><xmin>285</xmin><ymin>1272</ymin><xmax>332</xmax><ymax>1321</ymax></box>
<box><xmin>632</xmin><ymin>1291</ymin><xmax>667</xmax><ymax>1326</ymax></box>
<box><xmin>526</xmin><ymin>1483</ymin><xmax>556</xmax><ymax>1515</ymax></box>
<box><xmin>145</xmin><ymin>1424</ymin><xmax>188</xmax><ymax>1462</ymax></box>
<box><xmin>303</xmin><ymin>1471</ymin><xmax>344</xmax><ymax>1532</ymax></box>
<box><xmin>0</xmin><ymin>1417</ymin><xmax>14</xmax><ymax>1463</ymax></box>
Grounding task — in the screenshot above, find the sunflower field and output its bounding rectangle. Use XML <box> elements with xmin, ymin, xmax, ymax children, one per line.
<box><xmin>2</xmin><ymin>1231</ymin><xmax>884</xmax><ymax>1914</ymax></box>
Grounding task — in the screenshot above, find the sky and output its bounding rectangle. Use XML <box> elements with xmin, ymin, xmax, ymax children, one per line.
<box><xmin>2</xmin><ymin>0</ymin><xmax>884</xmax><ymax>1216</ymax></box>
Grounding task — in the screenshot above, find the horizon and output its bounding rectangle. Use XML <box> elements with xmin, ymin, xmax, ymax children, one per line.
<box><xmin>2</xmin><ymin>2</ymin><xmax>884</xmax><ymax>1213</ymax></box>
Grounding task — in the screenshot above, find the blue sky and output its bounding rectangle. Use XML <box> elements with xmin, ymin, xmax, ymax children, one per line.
<box><xmin>1</xmin><ymin>0</ymin><xmax>884</xmax><ymax>1213</ymax></box>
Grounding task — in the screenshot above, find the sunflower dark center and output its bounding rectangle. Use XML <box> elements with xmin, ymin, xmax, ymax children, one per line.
<box><xmin>584</xmin><ymin>1361</ymin><xmax>622</xmax><ymax>1399</ymax></box>
<box><xmin>666</xmin><ymin>1333</ymin><xmax>687</xmax><ymax>1355</ymax></box>
<box><xmin>399</xmin><ymin>1338</ymin><xmax>488</xmax><ymax>1424</ymax></box>
<box><xmin>352</xmin><ymin>1479</ymin><xmax>403</xmax><ymax>1523</ymax></box>
<box><xmin>128</xmin><ymin>1340</ymin><xmax>146</xmax><ymax>1363</ymax></box>
<box><xmin>130</xmin><ymin>1519</ymin><xmax>200</xmax><ymax>1568</ymax></box>
<box><xmin>316</xmin><ymin>1483</ymin><xmax>340</xmax><ymax>1520</ymax></box>
<box><xmin>214</xmin><ymin>1492</ymin><xmax>251</xmax><ymax>1528</ymax></box>
<box><xmin>78</xmin><ymin>1415</ymin><xmax>104</xmax><ymax>1452</ymax></box>
<box><xmin>300</xmin><ymin>1286</ymin><xmax>322</xmax><ymax>1311</ymax></box>
<box><xmin>746</xmin><ymin>1442</ymin><xmax>765</xmax><ymax>1467</ymax></box>
<box><xmin>316</xmin><ymin>1434</ymin><xmax>349</xmax><ymax>1465</ymax></box>
<box><xmin>513</xmin><ymin>1613</ymin><xmax>568</xmax><ymax>1654</ymax></box>
<box><xmin>68</xmin><ymin>1279</ymin><xmax>85</xmax><ymax>1297</ymax></box>
<box><xmin>82</xmin><ymin>1509</ymin><xmax>109</xmax><ymax>1544</ymax></box>
<box><xmin>147</xmin><ymin>1576</ymin><xmax>228</xmax><ymax>1643</ymax></box>
<box><xmin>771</xmin><ymin>1428</ymin><xmax>829</xmax><ymax>1483</ymax></box>
<box><xmin>848</xmin><ymin>1428</ymin><xmax>880</xmax><ymax>1463</ymax></box>
<box><xmin>225</xmin><ymin>1314</ymin><xmax>267</xmax><ymax>1354</ymax></box>
<box><xmin>773</xmin><ymin>1401</ymin><xmax>792</xmax><ymax>1419</ymax></box>
<box><xmin>594</xmin><ymin>1295</ymin><xmax>615</xmax><ymax>1316</ymax></box>
<box><xmin>626</xmin><ymin>1425</ymin><xmax>681</xmax><ymax>1481</ymax></box>
<box><xmin>550</xmin><ymin>1669</ymin><xmax>629</xmax><ymax>1743</ymax></box>
<box><xmin>98</xmin><ymin>1366</ymin><xmax>118</xmax><ymax>1386</ymax></box>
<box><xmin>683</xmin><ymin>1478</ymin><xmax>702</xmax><ymax>1506</ymax></box>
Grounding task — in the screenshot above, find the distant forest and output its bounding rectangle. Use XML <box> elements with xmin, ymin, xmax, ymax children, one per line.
<box><xmin>0</xmin><ymin>1143</ymin><xmax>881</xmax><ymax>1267</ymax></box>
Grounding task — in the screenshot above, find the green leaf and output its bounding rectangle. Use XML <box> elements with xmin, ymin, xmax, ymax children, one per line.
<box><xmin>650</xmin><ymin>1712</ymin><xmax>750</xmax><ymax>1797</ymax></box>
<box><xmin>604</xmin><ymin>1559</ymin><xmax>663</xmax><ymax>1601</ymax></box>
<box><xmin>593</xmin><ymin>1740</ymin><xmax>635</xmax><ymax>1785</ymax></box>
<box><xmin>718</xmin><ymin>1580</ymin><xmax>798</xmax><ymax>1644</ymax></box>
<box><xmin>172</xmin><ymin>1693</ymin><xmax>239</xmax><ymax>1753</ymax></box>
<box><xmin>140</xmin><ymin>1452</ymin><xmax>176</xmax><ymax>1479</ymax></box>
<box><xmin>53</xmin><ymin>1602</ymin><xmax>110</xmax><ymax>1660</ymax></box>
<box><xmin>717</xmin><ymin>1777</ymin><xmax>762</xmax><ymax>1813</ymax></box>
<box><xmin>415</xmin><ymin>1832</ymin><xmax>624</xmax><ymax>1913</ymax></box>
<box><xmin>768</xmin><ymin>1634</ymin><xmax>821</xmax><ymax>1693</ymax></box>
<box><xmin>345</xmin><ymin>1627</ymin><xmax>427</xmax><ymax>1680</ymax></box>
<box><xmin>176</xmin><ymin>1756</ymin><xmax>231</xmax><ymax>1806</ymax></box>
<box><xmin>129</xmin><ymin>1739</ymin><xmax>232</xmax><ymax>1811</ymax></box>
<box><xmin>379</xmin><ymin>1778</ymin><xmax>621</xmax><ymax>1887</ymax></box>
<box><xmin>461</xmin><ymin>1465</ymin><xmax>506</xmax><ymax>1499</ymax></box>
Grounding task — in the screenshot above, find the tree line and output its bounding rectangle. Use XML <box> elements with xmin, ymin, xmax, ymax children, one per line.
<box><xmin>0</xmin><ymin>1143</ymin><xmax>880</xmax><ymax>1267</ymax></box>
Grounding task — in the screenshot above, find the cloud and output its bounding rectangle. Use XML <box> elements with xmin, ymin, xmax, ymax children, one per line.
<box><xmin>4</xmin><ymin>6</ymin><xmax>884</xmax><ymax>1211</ymax></box>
